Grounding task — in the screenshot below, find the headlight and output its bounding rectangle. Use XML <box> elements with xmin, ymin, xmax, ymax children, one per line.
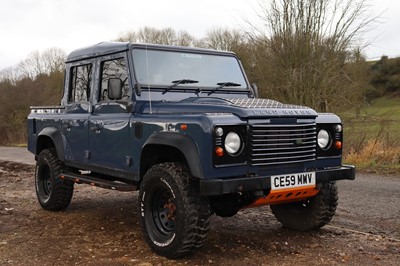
<box><xmin>317</xmin><ymin>129</ymin><xmax>330</xmax><ymax>149</ymax></box>
<box><xmin>224</xmin><ymin>132</ymin><xmax>241</xmax><ymax>155</ymax></box>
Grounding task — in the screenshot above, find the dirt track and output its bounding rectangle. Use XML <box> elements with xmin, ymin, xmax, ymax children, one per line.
<box><xmin>0</xmin><ymin>160</ymin><xmax>399</xmax><ymax>265</ymax></box>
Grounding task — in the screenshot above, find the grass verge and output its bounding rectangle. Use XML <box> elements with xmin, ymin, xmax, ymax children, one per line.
<box><xmin>341</xmin><ymin>97</ymin><xmax>400</xmax><ymax>174</ymax></box>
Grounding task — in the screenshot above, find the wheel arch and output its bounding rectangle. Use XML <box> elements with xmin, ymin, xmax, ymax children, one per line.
<box><xmin>141</xmin><ymin>132</ymin><xmax>204</xmax><ymax>180</ymax></box>
<box><xmin>37</xmin><ymin>127</ymin><xmax>65</xmax><ymax>161</ymax></box>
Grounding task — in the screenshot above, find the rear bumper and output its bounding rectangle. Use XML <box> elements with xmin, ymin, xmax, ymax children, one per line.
<box><xmin>199</xmin><ymin>165</ymin><xmax>355</xmax><ymax>196</ymax></box>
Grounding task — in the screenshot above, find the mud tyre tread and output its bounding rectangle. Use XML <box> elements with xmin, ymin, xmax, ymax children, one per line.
<box><xmin>139</xmin><ymin>162</ymin><xmax>211</xmax><ymax>258</ymax></box>
<box><xmin>270</xmin><ymin>181</ymin><xmax>338</xmax><ymax>231</ymax></box>
<box><xmin>35</xmin><ymin>148</ymin><xmax>74</xmax><ymax>211</ymax></box>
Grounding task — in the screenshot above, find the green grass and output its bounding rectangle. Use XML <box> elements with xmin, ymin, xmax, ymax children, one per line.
<box><xmin>340</xmin><ymin>97</ymin><xmax>400</xmax><ymax>147</ymax></box>
<box><xmin>364</xmin><ymin>97</ymin><xmax>400</xmax><ymax>118</ymax></box>
<box><xmin>340</xmin><ymin>97</ymin><xmax>400</xmax><ymax>173</ymax></box>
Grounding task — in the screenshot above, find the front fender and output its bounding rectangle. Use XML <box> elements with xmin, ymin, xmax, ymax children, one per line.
<box><xmin>144</xmin><ymin>132</ymin><xmax>204</xmax><ymax>179</ymax></box>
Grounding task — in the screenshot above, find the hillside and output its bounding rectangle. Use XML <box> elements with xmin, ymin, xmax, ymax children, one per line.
<box><xmin>368</xmin><ymin>56</ymin><xmax>400</xmax><ymax>99</ymax></box>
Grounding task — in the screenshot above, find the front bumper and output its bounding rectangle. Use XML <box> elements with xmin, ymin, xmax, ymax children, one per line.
<box><xmin>199</xmin><ymin>165</ymin><xmax>355</xmax><ymax>196</ymax></box>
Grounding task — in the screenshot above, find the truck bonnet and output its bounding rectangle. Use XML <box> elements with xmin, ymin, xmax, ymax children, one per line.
<box><xmin>140</xmin><ymin>97</ymin><xmax>318</xmax><ymax>118</ymax></box>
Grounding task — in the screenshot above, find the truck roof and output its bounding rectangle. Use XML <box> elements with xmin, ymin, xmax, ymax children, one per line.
<box><xmin>66</xmin><ymin>42</ymin><xmax>236</xmax><ymax>63</ymax></box>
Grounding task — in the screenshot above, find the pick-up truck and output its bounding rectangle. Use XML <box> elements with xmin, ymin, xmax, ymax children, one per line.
<box><xmin>28</xmin><ymin>42</ymin><xmax>355</xmax><ymax>258</ymax></box>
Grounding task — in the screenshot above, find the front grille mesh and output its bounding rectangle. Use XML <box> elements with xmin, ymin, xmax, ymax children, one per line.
<box><xmin>250</xmin><ymin>123</ymin><xmax>316</xmax><ymax>166</ymax></box>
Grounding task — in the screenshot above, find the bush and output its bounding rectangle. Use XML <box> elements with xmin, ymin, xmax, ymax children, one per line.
<box><xmin>345</xmin><ymin>140</ymin><xmax>400</xmax><ymax>173</ymax></box>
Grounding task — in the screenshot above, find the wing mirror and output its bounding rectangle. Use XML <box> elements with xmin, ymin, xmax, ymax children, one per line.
<box><xmin>108</xmin><ymin>78</ymin><xmax>123</xmax><ymax>100</ymax></box>
<box><xmin>251</xmin><ymin>83</ymin><xmax>259</xmax><ymax>98</ymax></box>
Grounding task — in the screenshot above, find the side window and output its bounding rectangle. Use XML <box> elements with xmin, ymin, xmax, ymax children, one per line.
<box><xmin>69</xmin><ymin>64</ymin><xmax>92</xmax><ymax>103</ymax></box>
<box><xmin>100</xmin><ymin>58</ymin><xmax>129</xmax><ymax>101</ymax></box>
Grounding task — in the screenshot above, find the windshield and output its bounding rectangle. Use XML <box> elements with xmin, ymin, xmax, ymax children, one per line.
<box><xmin>132</xmin><ymin>48</ymin><xmax>247</xmax><ymax>90</ymax></box>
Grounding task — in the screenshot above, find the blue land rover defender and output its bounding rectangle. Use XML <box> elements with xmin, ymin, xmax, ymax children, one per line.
<box><xmin>27</xmin><ymin>42</ymin><xmax>355</xmax><ymax>258</ymax></box>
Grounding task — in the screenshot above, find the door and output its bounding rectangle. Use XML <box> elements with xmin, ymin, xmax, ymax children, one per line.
<box><xmin>63</xmin><ymin>62</ymin><xmax>93</xmax><ymax>163</ymax></box>
<box><xmin>88</xmin><ymin>54</ymin><xmax>134</xmax><ymax>171</ymax></box>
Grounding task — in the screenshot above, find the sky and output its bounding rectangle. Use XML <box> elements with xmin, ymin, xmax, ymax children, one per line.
<box><xmin>0</xmin><ymin>0</ymin><xmax>399</xmax><ymax>70</ymax></box>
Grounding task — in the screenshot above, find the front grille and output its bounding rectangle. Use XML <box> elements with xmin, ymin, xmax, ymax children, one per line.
<box><xmin>250</xmin><ymin>123</ymin><xmax>316</xmax><ymax>166</ymax></box>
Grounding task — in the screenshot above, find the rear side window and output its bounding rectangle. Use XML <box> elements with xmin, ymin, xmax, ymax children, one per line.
<box><xmin>69</xmin><ymin>64</ymin><xmax>92</xmax><ymax>102</ymax></box>
<box><xmin>100</xmin><ymin>58</ymin><xmax>129</xmax><ymax>101</ymax></box>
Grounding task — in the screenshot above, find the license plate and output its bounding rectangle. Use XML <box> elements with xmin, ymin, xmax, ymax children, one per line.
<box><xmin>271</xmin><ymin>172</ymin><xmax>316</xmax><ymax>191</ymax></box>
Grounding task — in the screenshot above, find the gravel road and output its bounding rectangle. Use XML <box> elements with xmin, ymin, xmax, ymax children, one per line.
<box><xmin>333</xmin><ymin>173</ymin><xmax>400</xmax><ymax>239</ymax></box>
<box><xmin>0</xmin><ymin>147</ymin><xmax>399</xmax><ymax>265</ymax></box>
<box><xmin>0</xmin><ymin>147</ymin><xmax>35</xmax><ymax>165</ymax></box>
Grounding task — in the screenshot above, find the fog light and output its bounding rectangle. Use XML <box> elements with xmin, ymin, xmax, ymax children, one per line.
<box><xmin>334</xmin><ymin>124</ymin><xmax>342</xmax><ymax>133</ymax></box>
<box><xmin>215</xmin><ymin>127</ymin><xmax>224</xmax><ymax>137</ymax></box>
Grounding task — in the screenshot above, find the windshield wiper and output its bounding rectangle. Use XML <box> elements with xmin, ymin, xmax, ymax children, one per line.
<box><xmin>163</xmin><ymin>79</ymin><xmax>199</xmax><ymax>94</ymax></box>
<box><xmin>208</xmin><ymin>82</ymin><xmax>241</xmax><ymax>95</ymax></box>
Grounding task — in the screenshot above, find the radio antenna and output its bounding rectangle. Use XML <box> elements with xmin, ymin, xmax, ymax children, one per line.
<box><xmin>145</xmin><ymin>44</ymin><xmax>152</xmax><ymax>114</ymax></box>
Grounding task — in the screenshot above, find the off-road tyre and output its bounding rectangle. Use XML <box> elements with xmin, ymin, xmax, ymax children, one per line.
<box><xmin>139</xmin><ymin>162</ymin><xmax>211</xmax><ymax>258</ymax></box>
<box><xmin>35</xmin><ymin>148</ymin><xmax>74</xmax><ymax>211</ymax></box>
<box><xmin>270</xmin><ymin>181</ymin><xmax>338</xmax><ymax>231</ymax></box>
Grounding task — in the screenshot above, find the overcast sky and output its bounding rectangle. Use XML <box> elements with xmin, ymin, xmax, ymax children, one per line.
<box><xmin>0</xmin><ymin>0</ymin><xmax>399</xmax><ymax>70</ymax></box>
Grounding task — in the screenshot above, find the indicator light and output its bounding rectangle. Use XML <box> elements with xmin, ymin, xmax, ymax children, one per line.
<box><xmin>215</xmin><ymin>146</ymin><xmax>224</xmax><ymax>157</ymax></box>
<box><xmin>335</xmin><ymin>141</ymin><xmax>342</xmax><ymax>150</ymax></box>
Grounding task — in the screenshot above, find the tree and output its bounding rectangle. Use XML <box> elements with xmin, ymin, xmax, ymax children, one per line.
<box><xmin>41</xmin><ymin>47</ymin><xmax>67</xmax><ymax>74</ymax></box>
<box><xmin>0</xmin><ymin>66</ymin><xmax>19</xmax><ymax>85</ymax></box>
<box><xmin>370</xmin><ymin>56</ymin><xmax>400</xmax><ymax>96</ymax></box>
<box><xmin>0</xmin><ymin>47</ymin><xmax>66</xmax><ymax>145</ymax></box>
<box><xmin>201</xmin><ymin>28</ymin><xmax>245</xmax><ymax>51</ymax></box>
<box><xmin>246</xmin><ymin>0</ymin><xmax>376</xmax><ymax>112</ymax></box>
<box><xmin>116</xmin><ymin>27</ymin><xmax>196</xmax><ymax>46</ymax></box>
<box><xmin>343</xmin><ymin>49</ymin><xmax>373</xmax><ymax>114</ymax></box>
<box><xmin>17</xmin><ymin>48</ymin><xmax>66</xmax><ymax>80</ymax></box>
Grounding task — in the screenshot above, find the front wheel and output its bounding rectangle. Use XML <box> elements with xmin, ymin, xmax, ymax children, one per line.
<box><xmin>35</xmin><ymin>148</ymin><xmax>74</xmax><ymax>211</ymax></box>
<box><xmin>139</xmin><ymin>163</ymin><xmax>211</xmax><ymax>258</ymax></box>
<box><xmin>270</xmin><ymin>181</ymin><xmax>338</xmax><ymax>231</ymax></box>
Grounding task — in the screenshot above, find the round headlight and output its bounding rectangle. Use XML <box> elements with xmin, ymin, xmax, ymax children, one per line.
<box><xmin>318</xmin><ymin>129</ymin><xmax>330</xmax><ymax>149</ymax></box>
<box><xmin>224</xmin><ymin>132</ymin><xmax>241</xmax><ymax>155</ymax></box>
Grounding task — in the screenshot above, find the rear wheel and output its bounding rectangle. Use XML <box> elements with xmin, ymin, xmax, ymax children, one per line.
<box><xmin>270</xmin><ymin>181</ymin><xmax>338</xmax><ymax>231</ymax></box>
<box><xmin>139</xmin><ymin>162</ymin><xmax>211</xmax><ymax>258</ymax></box>
<box><xmin>35</xmin><ymin>148</ymin><xmax>74</xmax><ymax>211</ymax></box>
